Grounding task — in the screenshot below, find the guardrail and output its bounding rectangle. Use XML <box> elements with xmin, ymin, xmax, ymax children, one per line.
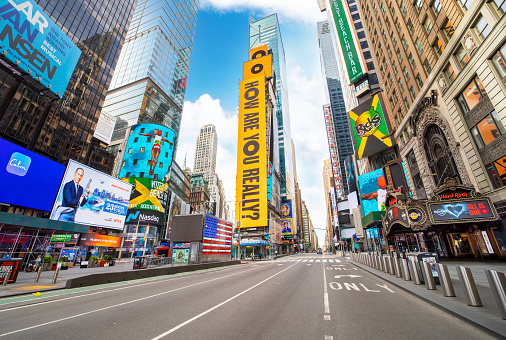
<box><xmin>349</xmin><ymin>252</ymin><xmax>506</xmax><ymax>320</ymax></box>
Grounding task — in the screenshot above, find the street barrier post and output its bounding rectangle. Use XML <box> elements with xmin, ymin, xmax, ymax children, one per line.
<box><xmin>2</xmin><ymin>268</ymin><xmax>11</xmax><ymax>286</ymax></box>
<box><xmin>436</xmin><ymin>263</ymin><xmax>455</xmax><ymax>297</ymax></box>
<box><xmin>485</xmin><ymin>269</ymin><xmax>506</xmax><ymax>319</ymax></box>
<box><xmin>52</xmin><ymin>264</ymin><xmax>61</xmax><ymax>284</ymax></box>
<box><xmin>395</xmin><ymin>258</ymin><xmax>403</xmax><ymax>278</ymax></box>
<box><xmin>402</xmin><ymin>259</ymin><xmax>411</xmax><ymax>281</ymax></box>
<box><xmin>383</xmin><ymin>257</ymin><xmax>389</xmax><ymax>273</ymax></box>
<box><xmin>35</xmin><ymin>266</ymin><xmax>42</xmax><ymax>283</ymax></box>
<box><xmin>410</xmin><ymin>259</ymin><xmax>422</xmax><ymax>285</ymax></box>
<box><xmin>389</xmin><ymin>257</ymin><xmax>396</xmax><ymax>275</ymax></box>
<box><xmin>457</xmin><ymin>266</ymin><xmax>482</xmax><ymax>307</ymax></box>
<box><xmin>421</xmin><ymin>261</ymin><xmax>436</xmax><ymax>290</ymax></box>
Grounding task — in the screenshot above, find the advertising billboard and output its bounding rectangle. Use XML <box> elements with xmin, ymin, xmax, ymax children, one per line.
<box><xmin>236</xmin><ymin>74</ymin><xmax>268</xmax><ymax>228</ymax></box>
<box><xmin>348</xmin><ymin>94</ymin><xmax>395</xmax><ymax>159</ymax></box>
<box><xmin>119</xmin><ymin>124</ymin><xmax>176</xmax><ymax>180</ymax></box>
<box><xmin>50</xmin><ymin>160</ymin><xmax>132</xmax><ymax>230</ymax></box>
<box><xmin>122</xmin><ymin>177</ymin><xmax>167</xmax><ymax>225</ymax></box>
<box><xmin>324</xmin><ymin>105</ymin><xmax>343</xmax><ymax>198</ymax></box>
<box><xmin>329</xmin><ymin>0</ymin><xmax>365</xmax><ymax>83</ymax></box>
<box><xmin>0</xmin><ymin>0</ymin><xmax>81</xmax><ymax>96</ymax></box>
<box><xmin>79</xmin><ymin>233</ymin><xmax>121</xmax><ymax>247</ymax></box>
<box><xmin>93</xmin><ymin>111</ymin><xmax>116</xmax><ymax>145</ymax></box>
<box><xmin>358</xmin><ymin>168</ymin><xmax>386</xmax><ymax>217</ymax></box>
<box><xmin>0</xmin><ymin>137</ymin><xmax>65</xmax><ymax>211</ymax></box>
<box><xmin>429</xmin><ymin>200</ymin><xmax>497</xmax><ymax>223</ymax></box>
<box><xmin>281</xmin><ymin>218</ymin><xmax>293</xmax><ymax>236</ymax></box>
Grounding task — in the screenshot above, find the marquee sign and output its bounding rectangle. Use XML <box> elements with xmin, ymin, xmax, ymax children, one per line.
<box><xmin>324</xmin><ymin>105</ymin><xmax>343</xmax><ymax>199</ymax></box>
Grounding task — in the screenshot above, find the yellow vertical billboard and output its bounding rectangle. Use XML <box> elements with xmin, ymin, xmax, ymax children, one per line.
<box><xmin>236</xmin><ymin>46</ymin><xmax>270</xmax><ymax>228</ymax></box>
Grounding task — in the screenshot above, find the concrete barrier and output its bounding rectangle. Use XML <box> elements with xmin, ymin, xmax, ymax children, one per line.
<box><xmin>66</xmin><ymin>261</ymin><xmax>241</xmax><ymax>289</ymax></box>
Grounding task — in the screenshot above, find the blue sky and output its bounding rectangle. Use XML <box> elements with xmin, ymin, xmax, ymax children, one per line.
<box><xmin>176</xmin><ymin>1</ymin><xmax>330</xmax><ymax>245</ymax></box>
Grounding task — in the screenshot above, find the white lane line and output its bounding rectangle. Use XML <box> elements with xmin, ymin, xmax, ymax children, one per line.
<box><xmin>151</xmin><ymin>263</ymin><xmax>298</xmax><ymax>339</ymax></box>
<box><xmin>322</xmin><ymin>260</ymin><xmax>327</xmax><ymax>262</ymax></box>
<box><xmin>323</xmin><ymin>260</ymin><xmax>330</xmax><ymax>314</ymax></box>
<box><xmin>325</xmin><ymin>336</ymin><xmax>333</xmax><ymax>340</ymax></box>
<box><xmin>309</xmin><ymin>260</ymin><xmax>314</xmax><ymax>262</ymax></box>
<box><xmin>0</xmin><ymin>265</ymin><xmax>243</xmax><ymax>311</ymax></box>
<box><xmin>0</xmin><ymin>266</ymin><xmax>262</xmax><ymax>337</ymax></box>
<box><xmin>324</xmin><ymin>315</ymin><xmax>331</xmax><ymax>320</ymax></box>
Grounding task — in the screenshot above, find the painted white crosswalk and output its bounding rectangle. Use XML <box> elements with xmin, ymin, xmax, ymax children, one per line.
<box><xmin>275</xmin><ymin>257</ymin><xmax>344</xmax><ymax>263</ymax></box>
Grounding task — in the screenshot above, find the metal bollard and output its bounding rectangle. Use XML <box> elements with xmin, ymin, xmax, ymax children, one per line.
<box><xmin>375</xmin><ymin>256</ymin><xmax>380</xmax><ymax>270</ymax></box>
<box><xmin>456</xmin><ymin>266</ymin><xmax>482</xmax><ymax>307</ymax></box>
<box><xmin>377</xmin><ymin>256</ymin><xmax>382</xmax><ymax>271</ymax></box>
<box><xmin>409</xmin><ymin>259</ymin><xmax>422</xmax><ymax>285</ymax></box>
<box><xmin>402</xmin><ymin>258</ymin><xmax>411</xmax><ymax>281</ymax></box>
<box><xmin>421</xmin><ymin>261</ymin><xmax>436</xmax><ymax>290</ymax></box>
<box><xmin>34</xmin><ymin>266</ymin><xmax>42</xmax><ymax>283</ymax></box>
<box><xmin>368</xmin><ymin>254</ymin><xmax>372</xmax><ymax>268</ymax></box>
<box><xmin>383</xmin><ymin>257</ymin><xmax>389</xmax><ymax>273</ymax></box>
<box><xmin>395</xmin><ymin>258</ymin><xmax>403</xmax><ymax>278</ymax></box>
<box><xmin>52</xmin><ymin>266</ymin><xmax>60</xmax><ymax>284</ymax></box>
<box><xmin>485</xmin><ymin>269</ymin><xmax>506</xmax><ymax>319</ymax></box>
<box><xmin>436</xmin><ymin>263</ymin><xmax>455</xmax><ymax>297</ymax></box>
<box><xmin>389</xmin><ymin>257</ymin><xmax>396</xmax><ymax>275</ymax></box>
<box><xmin>2</xmin><ymin>268</ymin><xmax>11</xmax><ymax>286</ymax></box>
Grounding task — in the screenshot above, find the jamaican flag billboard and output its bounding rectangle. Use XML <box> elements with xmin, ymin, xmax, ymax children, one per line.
<box><xmin>348</xmin><ymin>93</ymin><xmax>395</xmax><ymax>159</ymax></box>
<box><xmin>121</xmin><ymin>177</ymin><xmax>168</xmax><ymax>225</ymax></box>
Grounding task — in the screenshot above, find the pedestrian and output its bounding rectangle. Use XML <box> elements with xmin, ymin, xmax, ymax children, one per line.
<box><xmin>34</xmin><ymin>255</ymin><xmax>41</xmax><ymax>271</ymax></box>
<box><xmin>258</xmin><ymin>252</ymin><xmax>262</xmax><ymax>261</ymax></box>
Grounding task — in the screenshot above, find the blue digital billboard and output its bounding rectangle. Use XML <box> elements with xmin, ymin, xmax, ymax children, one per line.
<box><xmin>358</xmin><ymin>168</ymin><xmax>386</xmax><ymax>217</ymax></box>
<box><xmin>119</xmin><ymin>124</ymin><xmax>176</xmax><ymax>180</ymax></box>
<box><xmin>0</xmin><ymin>137</ymin><xmax>65</xmax><ymax>211</ymax></box>
<box><xmin>0</xmin><ymin>0</ymin><xmax>82</xmax><ymax>96</ymax></box>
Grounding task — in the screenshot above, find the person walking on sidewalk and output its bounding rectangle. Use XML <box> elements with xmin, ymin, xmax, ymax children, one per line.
<box><xmin>258</xmin><ymin>252</ymin><xmax>262</xmax><ymax>261</ymax></box>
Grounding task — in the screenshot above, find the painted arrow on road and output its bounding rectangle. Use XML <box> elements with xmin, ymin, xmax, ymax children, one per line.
<box><xmin>334</xmin><ymin>275</ymin><xmax>362</xmax><ymax>278</ymax></box>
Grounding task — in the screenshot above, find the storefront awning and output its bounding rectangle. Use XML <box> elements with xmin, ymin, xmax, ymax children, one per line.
<box><xmin>0</xmin><ymin>211</ymin><xmax>90</xmax><ymax>233</ymax></box>
<box><xmin>361</xmin><ymin>211</ymin><xmax>385</xmax><ymax>229</ymax></box>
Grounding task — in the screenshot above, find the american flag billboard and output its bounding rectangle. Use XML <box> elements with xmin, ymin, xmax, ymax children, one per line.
<box><xmin>203</xmin><ymin>216</ymin><xmax>233</xmax><ymax>255</ymax></box>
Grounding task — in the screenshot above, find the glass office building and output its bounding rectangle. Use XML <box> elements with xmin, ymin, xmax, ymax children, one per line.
<box><xmin>0</xmin><ymin>0</ymin><xmax>136</xmax><ymax>174</ymax></box>
<box><xmin>317</xmin><ymin>20</ymin><xmax>355</xmax><ymax>196</ymax></box>
<box><xmin>103</xmin><ymin>0</ymin><xmax>199</xmax><ymax>163</ymax></box>
<box><xmin>248</xmin><ymin>14</ymin><xmax>295</xmax><ymax>203</ymax></box>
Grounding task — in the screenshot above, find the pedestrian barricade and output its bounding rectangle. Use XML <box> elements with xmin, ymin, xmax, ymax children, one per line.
<box><xmin>457</xmin><ymin>265</ymin><xmax>482</xmax><ymax>307</ymax></box>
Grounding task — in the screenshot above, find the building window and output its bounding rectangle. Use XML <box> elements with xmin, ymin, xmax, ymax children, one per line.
<box><xmin>122</xmin><ymin>161</ymin><xmax>125</xmax><ymax>167</ymax></box>
<box><xmin>385</xmin><ymin>79</ymin><xmax>390</xmax><ymax>91</ymax></box>
<box><xmin>444</xmin><ymin>18</ymin><xmax>455</xmax><ymax>37</ymax></box>
<box><xmin>459</xmin><ymin>0</ymin><xmax>472</xmax><ymax>10</ymax></box>
<box><xmin>410</xmin><ymin>86</ymin><xmax>417</xmax><ymax>99</ymax></box>
<box><xmin>140</xmin><ymin>128</ymin><xmax>145</xmax><ymax>133</ymax></box>
<box><xmin>128</xmin><ymin>148</ymin><xmax>132</xmax><ymax>154</ymax></box>
<box><xmin>491</xmin><ymin>0</ymin><xmax>506</xmax><ymax>15</ymax></box>
<box><xmin>444</xmin><ymin>63</ymin><xmax>456</xmax><ymax>83</ymax></box>
<box><xmin>401</xmin><ymin>4</ymin><xmax>407</xmax><ymax>15</ymax></box>
<box><xmin>407</xmin><ymin>19</ymin><xmax>414</xmax><ymax>34</ymax></box>
<box><xmin>433</xmin><ymin>0</ymin><xmax>442</xmax><ymax>13</ymax></box>
<box><xmin>134</xmin><ymin>137</ymin><xmax>139</xmax><ymax>143</ymax></box>
<box><xmin>126</xmin><ymin>172</ymin><xmax>131</xmax><ymax>178</ymax></box>
<box><xmin>416</xmin><ymin>73</ymin><xmax>423</xmax><ymax>88</ymax></box>
<box><xmin>397</xmin><ymin>48</ymin><xmax>404</xmax><ymax>61</ymax></box>
<box><xmin>387</xmin><ymin>45</ymin><xmax>392</xmax><ymax>57</ymax></box>
<box><xmin>415</xmin><ymin>38</ymin><xmax>423</xmax><ymax>54</ymax></box>
<box><xmin>393</xmin><ymin>90</ymin><xmax>399</xmax><ymax>103</ymax></box>
<box><xmin>402</xmin><ymin>35</ymin><xmax>408</xmax><ymax>49</ymax></box>
<box><xmin>457</xmin><ymin>76</ymin><xmax>487</xmax><ymax>114</ymax></box>
<box><xmin>393</xmin><ymin>60</ymin><xmax>399</xmax><ymax>73</ymax></box>
<box><xmin>159</xmin><ymin>162</ymin><xmax>163</xmax><ymax>168</ymax></box>
<box><xmin>409</xmin><ymin>53</ymin><xmax>416</xmax><ymax>68</ymax></box>
<box><xmin>133</xmin><ymin>159</ymin><xmax>138</xmax><ymax>165</ymax></box>
<box><xmin>391</xmin><ymin>32</ymin><xmax>397</xmax><ymax>44</ymax></box>
<box><xmin>360</xmin><ymin>41</ymin><xmax>369</xmax><ymax>49</ymax></box>
<box><xmin>486</xmin><ymin>155</ymin><xmax>506</xmax><ymax>189</ymax></box>
<box><xmin>433</xmin><ymin>39</ymin><xmax>444</xmax><ymax>55</ymax></box>
<box><xmin>474</xmin><ymin>15</ymin><xmax>491</xmax><ymax>41</ymax></box>
<box><xmin>424</xmin><ymin>59</ymin><xmax>432</xmax><ymax>75</ymax></box>
<box><xmin>399</xmin><ymin>77</ymin><xmax>405</xmax><ymax>90</ymax></box>
<box><xmin>491</xmin><ymin>41</ymin><xmax>506</xmax><ymax>77</ymax></box>
<box><xmin>414</xmin><ymin>0</ymin><xmax>423</xmax><ymax>11</ymax></box>
<box><xmin>423</xmin><ymin>16</ymin><xmax>432</xmax><ymax>33</ymax></box>
<box><xmin>455</xmin><ymin>45</ymin><xmax>470</xmax><ymax>67</ymax></box>
<box><xmin>405</xmin><ymin>97</ymin><xmax>411</xmax><ymax>109</ymax></box>
<box><xmin>140</xmin><ymin>147</ymin><xmax>145</xmax><ymax>153</ymax></box>
<box><xmin>139</xmin><ymin>172</ymin><xmax>144</xmax><ymax>178</ymax></box>
<box><xmin>403</xmin><ymin>66</ymin><xmax>410</xmax><ymax>80</ymax></box>
<box><xmin>470</xmin><ymin>111</ymin><xmax>506</xmax><ymax>148</ymax></box>
<box><xmin>147</xmin><ymin>137</ymin><xmax>151</xmax><ymax>143</ymax></box>
<box><xmin>395</xmin><ymin>18</ymin><xmax>401</xmax><ymax>31</ymax></box>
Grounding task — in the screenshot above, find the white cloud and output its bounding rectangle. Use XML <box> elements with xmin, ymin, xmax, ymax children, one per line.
<box><xmin>176</xmin><ymin>94</ymin><xmax>238</xmax><ymax>211</ymax></box>
<box><xmin>201</xmin><ymin>0</ymin><xmax>324</xmax><ymax>24</ymax></box>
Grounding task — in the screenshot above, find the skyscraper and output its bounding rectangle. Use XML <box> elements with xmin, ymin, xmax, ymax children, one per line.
<box><xmin>102</xmin><ymin>0</ymin><xmax>199</xmax><ymax>175</ymax></box>
<box><xmin>0</xmin><ymin>0</ymin><xmax>137</xmax><ymax>174</ymax></box>
<box><xmin>318</xmin><ymin>20</ymin><xmax>355</xmax><ymax>196</ymax></box>
<box><xmin>249</xmin><ymin>14</ymin><xmax>296</xmax><ymax>224</ymax></box>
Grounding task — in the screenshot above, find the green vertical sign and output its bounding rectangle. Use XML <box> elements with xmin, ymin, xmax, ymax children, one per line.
<box><xmin>330</xmin><ymin>0</ymin><xmax>364</xmax><ymax>83</ymax></box>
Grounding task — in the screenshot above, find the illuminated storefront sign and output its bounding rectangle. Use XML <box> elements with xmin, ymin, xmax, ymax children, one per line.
<box><xmin>324</xmin><ymin>105</ymin><xmax>343</xmax><ymax>200</ymax></box>
<box><xmin>79</xmin><ymin>233</ymin><xmax>121</xmax><ymax>247</ymax></box>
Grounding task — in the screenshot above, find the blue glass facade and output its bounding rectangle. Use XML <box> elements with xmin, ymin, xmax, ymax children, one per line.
<box><xmin>318</xmin><ymin>20</ymin><xmax>355</xmax><ymax>196</ymax></box>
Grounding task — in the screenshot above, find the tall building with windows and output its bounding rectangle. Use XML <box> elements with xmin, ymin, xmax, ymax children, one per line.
<box><xmin>249</xmin><ymin>14</ymin><xmax>296</xmax><ymax>207</ymax></box>
<box><xmin>193</xmin><ymin>124</ymin><xmax>227</xmax><ymax>218</ymax></box>
<box><xmin>0</xmin><ymin>0</ymin><xmax>137</xmax><ymax>174</ymax></box>
<box><xmin>318</xmin><ymin>20</ymin><xmax>356</xmax><ymax>196</ymax></box>
<box><xmin>102</xmin><ymin>0</ymin><xmax>199</xmax><ymax>175</ymax></box>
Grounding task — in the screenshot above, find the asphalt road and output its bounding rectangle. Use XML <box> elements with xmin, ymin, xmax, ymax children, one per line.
<box><xmin>0</xmin><ymin>254</ymin><xmax>497</xmax><ymax>340</ymax></box>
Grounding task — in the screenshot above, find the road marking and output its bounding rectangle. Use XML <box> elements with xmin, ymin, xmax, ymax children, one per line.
<box><xmin>334</xmin><ymin>259</ymin><xmax>341</xmax><ymax>263</ymax></box>
<box><xmin>278</xmin><ymin>264</ymin><xmax>284</xmax><ymax>266</ymax></box>
<box><xmin>12</xmin><ymin>285</ymin><xmax>55</xmax><ymax>290</ymax></box>
<box><xmin>150</xmin><ymin>264</ymin><xmax>298</xmax><ymax>339</ymax></box>
<box><xmin>325</xmin><ymin>336</ymin><xmax>333</xmax><ymax>340</ymax></box>
<box><xmin>334</xmin><ymin>275</ymin><xmax>361</xmax><ymax>278</ymax></box>
<box><xmin>323</xmin><ymin>260</ymin><xmax>330</xmax><ymax>314</ymax></box>
<box><xmin>306</xmin><ymin>264</ymin><xmax>312</xmax><ymax>266</ymax></box>
<box><xmin>360</xmin><ymin>284</ymin><xmax>380</xmax><ymax>292</ymax></box>
<box><xmin>322</xmin><ymin>259</ymin><xmax>327</xmax><ymax>262</ymax></box>
<box><xmin>376</xmin><ymin>284</ymin><xmax>395</xmax><ymax>293</ymax></box>
<box><xmin>302</xmin><ymin>259</ymin><xmax>308</xmax><ymax>262</ymax></box>
<box><xmin>331</xmin><ymin>264</ymin><xmax>346</xmax><ymax>266</ymax></box>
<box><xmin>324</xmin><ymin>315</ymin><xmax>331</xmax><ymax>320</ymax></box>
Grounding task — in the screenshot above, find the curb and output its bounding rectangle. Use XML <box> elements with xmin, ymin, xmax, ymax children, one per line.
<box><xmin>349</xmin><ymin>260</ymin><xmax>505</xmax><ymax>339</ymax></box>
<box><xmin>0</xmin><ymin>287</ymin><xmax>64</xmax><ymax>299</ymax></box>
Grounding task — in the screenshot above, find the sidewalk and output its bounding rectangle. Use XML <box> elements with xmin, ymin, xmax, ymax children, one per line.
<box><xmin>0</xmin><ymin>260</ymin><xmax>137</xmax><ymax>298</ymax></box>
<box><xmin>350</xmin><ymin>257</ymin><xmax>506</xmax><ymax>338</ymax></box>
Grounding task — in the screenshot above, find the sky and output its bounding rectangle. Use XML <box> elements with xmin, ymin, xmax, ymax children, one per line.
<box><xmin>176</xmin><ymin>0</ymin><xmax>330</xmax><ymax>245</ymax></box>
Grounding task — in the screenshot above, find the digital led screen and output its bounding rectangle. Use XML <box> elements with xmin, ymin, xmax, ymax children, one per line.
<box><xmin>358</xmin><ymin>168</ymin><xmax>386</xmax><ymax>217</ymax></box>
<box><xmin>429</xmin><ymin>200</ymin><xmax>496</xmax><ymax>222</ymax></box>
<box><xmin>0</xmin><ymin>137</ymin><xmax>65</xmax><ymax>211</ymax></box>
